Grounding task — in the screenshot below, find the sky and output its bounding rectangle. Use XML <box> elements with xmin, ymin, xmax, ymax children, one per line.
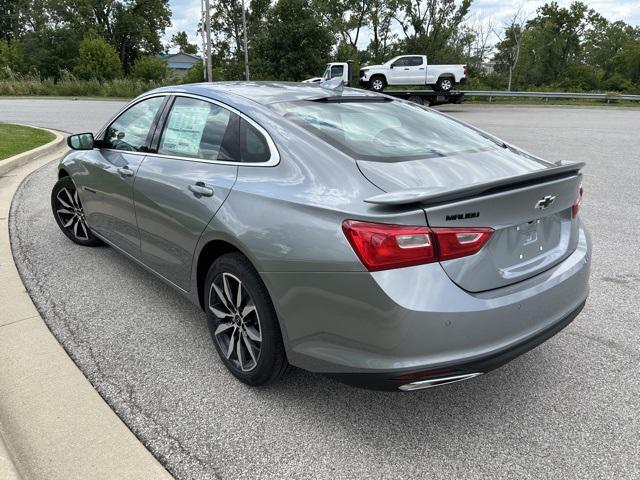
<box><xmin>163</xmin><ymin>0</ymin><xmax>640</xmax><ymax>54</ymax></box>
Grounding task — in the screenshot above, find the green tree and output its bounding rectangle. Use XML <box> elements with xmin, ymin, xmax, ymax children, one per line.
<box><xmin>0</xmin><ymin>39</ymin><xmax>21</xmax><ymax>72</ymax></box>
<box><xmin>252</xmin><ymin>0</ymin><xmax>334</xmax><ymax>80</ymax></box>
<box><xmin>74</xmin><ymin>37</ymin><xmax>123</xmax><ymax>80</ymax></box>
<box><xmin>366</xmin><ymin>0</ymin><xmax>397</xmax><ymax>63</ymax></box>
<box><xmin>518</xmin><ymin>2</ymin><xmax>600</xmax><ymax>86</ymax></box>
<box><xmin>391</xmin><ymin>0</ymin><xmax>472</xmax><ymax>62</ymax></box>
<box><xmin>313</xmin><ymin>0</ymin><xmax>371</xmax><ymax>56</ymax></box>
<box><xmin>493</xmin><ymin>16</ymin><xmax>525</xmax><ymax>90</ymax></box>
<box><xmin>48</xmin><ymin>0</ymin><xmax>172</xmax><ymax>71</ymax></box>
<box><xmin>613</xmin><ymin>39</ymin><xmax>640</xmax><ymax>84</ymax></box>
<box><xmin>130</xmin><ymin>55</ymin><xmax>170</xmax><ymax>82</ymax></box>
<box><xmin>170</xmin><ymin>31</ymin><xmax>198</xmax><ymax>54</ymax></box>
<box><xmin>584</xmin><ymin>20</ymin><xmax>640</xmax><ymax>79</ymax></box>
<box><xmin>20</xmin><ymin>26</ymin><xmax>83</xmax><ymax>78</ymax></box>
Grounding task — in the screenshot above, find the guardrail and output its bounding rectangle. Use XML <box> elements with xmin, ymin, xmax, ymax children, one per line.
<box><xmin>461</xmin><ymin>90</ymin><xmax>640</xmax><ymax>103</ymax></box>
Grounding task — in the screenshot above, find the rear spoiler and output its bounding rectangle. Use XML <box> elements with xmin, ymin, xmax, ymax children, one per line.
<box><xmin>364</xmin><ymin>162</ymin><xmax>585</xmax><ymax>206</ymax></box>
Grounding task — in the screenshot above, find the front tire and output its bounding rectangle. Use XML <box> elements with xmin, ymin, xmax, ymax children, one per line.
<box><xmin>51</xmin><ymin>176</ymin><xmax>102</xmax><ymax>246</ymax></box>
<box><xmin>369</xmin><ymin>75</ymin><xmax>386</xmax><ymax>92</ymax></box>
<box><xmin>205</xmin><ymin>253</ymin><xmax>288</xmax><ymax>386</ymax></box>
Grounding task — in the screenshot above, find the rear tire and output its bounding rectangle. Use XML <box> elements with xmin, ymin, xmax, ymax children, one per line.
<box><xmin>436</xmin><ymin>77</ymin><xmax>454</xmax><ymax>92</ymax></box>
<box><xmin>369</xmin><ymin>76</ymin><xmax>386</xmax><ymax>92</ymax></box>
<box><xmin>407</xmin><ymin>95</ymin><xmax>424</xmax><ymax>105</ymax></box>
<box><xmin>51</xmin><ymin>176</ymin><xmax>102</xmax><ymax>246</ymax></box>
<box><xmin>205</xmin><ymin>253</ymin><xmax>288</xmax><ymax>386</ymax></box>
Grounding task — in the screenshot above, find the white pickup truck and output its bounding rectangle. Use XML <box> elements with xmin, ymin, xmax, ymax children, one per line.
<box><xmin>359</xmin><ymin>55</ymin><xmax>466</xmax><ymax>92</ymax></box>
<box><xmin>303</xmin><ymin>61</ymin><xmax>465</xmax><ymax>106</ymax></box>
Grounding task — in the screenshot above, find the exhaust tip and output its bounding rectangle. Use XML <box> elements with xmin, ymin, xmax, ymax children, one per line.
<box><xmin>398</xmin><ymin>372</ymin><xmax>483</xmax><ymax>391</ymax></box>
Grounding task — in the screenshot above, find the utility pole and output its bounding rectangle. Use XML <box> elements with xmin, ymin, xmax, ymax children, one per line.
<box><xmin>204</xmin><ymin>0</ymin><xmax>213</xmax><ymax>82</ymax></box>
<box><xmin>200</xmin><ymin>0</ymin><xmax>207</xmax><ymax>75</ymax></box>
<box><xmin>241</xmin><ymin>0</ymin><xmax>250</xmax><ymax>81</ymax></box>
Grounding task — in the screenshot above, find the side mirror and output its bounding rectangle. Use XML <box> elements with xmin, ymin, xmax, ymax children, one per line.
<box><xmin>67</xmin><ymin>133</ymin><xmax>95</xmax><ymax>150</ymax></box>
<box><xmin>389</xmin><ymin>64</ymin><xmax>394</xmax><ymax>69</ymax></box>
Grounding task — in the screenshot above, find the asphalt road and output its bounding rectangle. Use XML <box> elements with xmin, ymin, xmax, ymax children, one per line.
<box><xmin>0</xmin><ymin>98</ymin><xmax>124</xmax><ymax>133</ymax></box>
<box><xmin>6</xmin><ymin>100</ymin><xmax>640</xmax><ymax>479</ymax></box>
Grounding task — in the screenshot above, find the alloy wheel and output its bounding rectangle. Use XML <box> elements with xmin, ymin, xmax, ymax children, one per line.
<box><xmin>372</xmin><ymin>79</ymin><xmax>384</xmax><ymax>91</ymax></box>
<box><xmin>440</xmin><ymin>79</ymin><xmax>452</xmax><ymax>91</ymax></box>
<box><xmin>54</xmin><ymin>187</ymin><xmax>90</xmax><ymax>241</ymax></box>
<box><xmin>209</xmin><ymin>272</ymin><xmax>262</xmax><ymax>372</ymax></box>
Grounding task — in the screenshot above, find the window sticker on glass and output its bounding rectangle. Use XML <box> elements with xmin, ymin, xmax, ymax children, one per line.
<box><xmin>161</xmin><ymin>104</ymin><xmax>210</xmax><ymax>157</ymax></box>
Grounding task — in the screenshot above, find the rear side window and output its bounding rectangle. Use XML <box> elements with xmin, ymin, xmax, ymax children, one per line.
<box><xmin>270</xmin><ymin>99</ymin><xmax>498</xmax><ymax>161</ymax></box>
<box><xmin>408</xmin><ymin>56</ymin><xmax>424</xmax><ymax>66</ymax></box>
<box><xmin>158</xmin><ymin>97</ymin><xmax>239</xmax><ymax>161</ymax></box>
<box><xmin>240</xmin><ymin>118</ymin><xmax>270</xmax><ymax>163</ymax></box>
<box><xmin>104</xmin><ymin>96</ymin><xmax>165</xmax><ymax>151</ymax></box>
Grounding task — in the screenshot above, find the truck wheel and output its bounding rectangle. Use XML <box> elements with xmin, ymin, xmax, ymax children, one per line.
<box><xmin>369</xmin><ymin>76</ymin><xmax>386</xmax><ymax>92</ymax></box>
<box><xmin>407</xmin><ymin>95</ymin><xmax>424</xmax><ymax>105</ymax></box>
<box><xmin>436</xmin><ymin>77</ymin><xmax>454</xmax><ymax>92</ymax></box>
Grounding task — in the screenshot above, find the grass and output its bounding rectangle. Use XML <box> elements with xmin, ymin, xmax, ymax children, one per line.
<box><xmin>462</xmin><ymin>96</ymin><xmax>640</xmax><ymax>107</ymax></box>
<box><xmin>0</xmin><ymin>124</ymin><xmax>56</xmax><ymax>160</ymax></box>
<box><xmin>0</xmin><ymin>68</ymin><xmax>166</xmax><ymax>98</ymax></box>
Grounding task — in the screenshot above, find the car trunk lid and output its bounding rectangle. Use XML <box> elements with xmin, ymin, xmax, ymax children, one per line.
<box><xmin>359</xmin><ymin>149</ymin><xmax>584</xmax><ymax>292</ymax></box>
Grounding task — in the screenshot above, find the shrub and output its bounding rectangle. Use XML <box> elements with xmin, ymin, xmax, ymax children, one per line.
<box><xmin>74</xmin><ymin>37</ymin><xmax>123</xmax><ymax>81</ymax></box>
<box><xmin>601</xmin><ymin>74</ymin><xmax>634</xmax><ymax>92</ymax></box>
<box><xmin>181</xmin><ymin>62</ymin><xmax>205</xmax><ymax>84</ymax></box>
<box><xmin>130</xmin><ymin>55</ymin><xmax>170</xmax><ymax>83</ymax></box>
<box><xmin>0</xmin><ymin>41</ymin><xmax>22</xmax><ymax>73</ymax></box>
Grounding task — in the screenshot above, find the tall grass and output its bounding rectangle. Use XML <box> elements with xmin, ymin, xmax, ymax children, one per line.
<box><xmin>0</xmin><ymin>68</ymin><xmax>167</xmax><ymax>98</ymax></box>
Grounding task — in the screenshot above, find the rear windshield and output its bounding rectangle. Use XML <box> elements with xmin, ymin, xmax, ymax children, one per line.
<box><xmin>270</xmin><ymin>99</ymin><xmax>498</xmax><ymax>161</ymax></box>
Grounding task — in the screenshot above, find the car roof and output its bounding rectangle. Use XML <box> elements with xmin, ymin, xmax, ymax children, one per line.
<box><xmin>149</xmin><ymin>81</ymin><xmax>383</xmax><ymax>105</ymax></box>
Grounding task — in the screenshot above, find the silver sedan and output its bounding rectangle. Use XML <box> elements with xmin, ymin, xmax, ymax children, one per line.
<box><xmin>51</xmin><ymin>82</ymin><xmax>590</xmax><ymax>391</ymax></box>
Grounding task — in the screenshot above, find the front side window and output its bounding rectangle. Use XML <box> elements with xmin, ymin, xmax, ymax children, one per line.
<box><xmin>158</xmin><ymin>97</ymin><xmax>239</xmax><ymax>161</ymax></box>
<box><xmin>104</xmin><ymin>96</ymin><xmax>165</xmax><ymax>151</ymax></box>
<box><xmin>392</xmin><ymin>57</ymin><xmax>409</xmax><ymax>67</ymax></box>
<box><xmin>330</xmin><ymin>65</ymin><xmax>344</xmax><ymax>79</ymax></box>
<box><xmin>270</xmin><ymin>99</ymin><xmax>498</xmax><ymax>161</ymax></box>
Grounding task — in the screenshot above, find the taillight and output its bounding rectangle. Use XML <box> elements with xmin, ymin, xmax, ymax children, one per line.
<box><xmin>572</xmin><ymin>184</ymin><xmax>583</xmax><ymax>218</ymax></box>
<box><xmin>431</xmin><ymin>228</ymin><xmax>494</xmax><ymax>261</ymax></box>
<box><xmin>342</xmin><ymin>220</ymin><xmax>436</xmax><ymax>271</ymax></box>
<box><xmin>342</xmin><ymin>220</ymin><xmax>493</xmax><ymax>271</ymax></box>
<box><xmin>463</xmin><ymin>64</ymin><xmax>467</xmax><ymax>75</ymax></box>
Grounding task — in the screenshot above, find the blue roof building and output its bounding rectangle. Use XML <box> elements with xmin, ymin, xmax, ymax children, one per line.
<box><xmin>157</xmin><ymin>52</ymin><xmax>202</xmax><ymax>77</ymax></box>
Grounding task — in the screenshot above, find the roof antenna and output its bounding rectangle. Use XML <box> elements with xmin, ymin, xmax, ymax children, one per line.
<box><xmin>319</xmin><ymin>77</ymin><xmax>344</xmax><ymax>94</ymax></box>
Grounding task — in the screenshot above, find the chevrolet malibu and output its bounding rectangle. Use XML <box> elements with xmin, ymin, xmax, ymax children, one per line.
<box><xmin>51</xmin><ymin>82</ymin><xmax>590</xmax><ymax>391</ymax></box>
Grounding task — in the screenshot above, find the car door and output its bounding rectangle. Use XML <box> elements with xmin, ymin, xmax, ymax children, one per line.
<box><xmin>389</xmin><ymin>57</ymin><xmax>411</xmax><ymax>84</ymax></box>
<box><xmin>79</xmin><ymin>95</ymin><xmax>167</xmax><ymax>257</ymax></box>
<box><xmin>132</xmin><ymin>95</ymin><xmax>242</xmax><ymax>291</ymax></box>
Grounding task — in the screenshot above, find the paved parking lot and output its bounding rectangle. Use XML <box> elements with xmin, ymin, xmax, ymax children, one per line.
<box><xmin>5</xmin><ymin>99</ymin><xmax>640</xmax><ymax>479</ymax></box>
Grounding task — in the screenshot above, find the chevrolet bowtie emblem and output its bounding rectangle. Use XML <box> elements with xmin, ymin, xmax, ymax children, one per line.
<box><xmin>535</xmin><ymin>195</ymin><xmax>556</xmax><ymax>210</ymax></box>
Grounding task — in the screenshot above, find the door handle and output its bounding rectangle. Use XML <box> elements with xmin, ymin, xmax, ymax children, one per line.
<box><xmin>188</xmin><ymin>182</ymin><xmax>214</xmax><ymax>197</ymax></box>
<box><xmin>404</xmin><ymin>68</ymin><xmax>410</xmax><ymax>70</ymax></box>
<box><xmin>117</xmin><ymin>167</ymin><xmax>134</xmax><ymax>177</ymax></box>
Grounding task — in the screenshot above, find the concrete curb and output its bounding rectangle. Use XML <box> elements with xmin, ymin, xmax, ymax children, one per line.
<box><xmin>0</xmin><ymin>125</ymin><xmax>65</xmax><ymax>177</ymax></box>
<box><xmin>0</xmin><ymin>136</ymin><xmax>173</xmax><ymax>479</ymax></box>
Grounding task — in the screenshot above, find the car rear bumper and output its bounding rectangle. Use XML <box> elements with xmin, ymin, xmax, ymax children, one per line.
<box><xmin>328</xmin><ymin>299</ymin><xmax>584</xmax><ymax>390</ymax></box>
<box><xmin>261</xmin><ymin>223</ymin><xmax>590</xmax><ymax>389</ymax></box>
